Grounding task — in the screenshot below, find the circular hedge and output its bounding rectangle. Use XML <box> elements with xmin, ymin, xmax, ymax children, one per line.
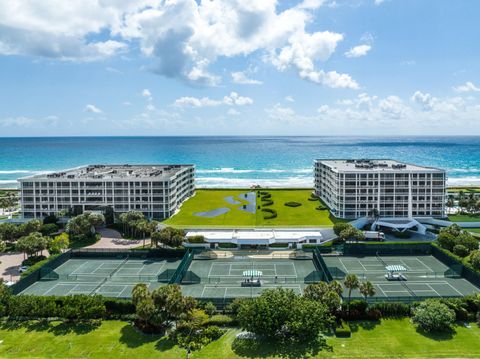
<box><xmin>284</xmin><ymin>201</ymin><xmax>302</xmax><ymax>207</ymax></box>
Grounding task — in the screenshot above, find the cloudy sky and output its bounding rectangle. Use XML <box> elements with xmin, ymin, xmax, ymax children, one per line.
<box><xmin>0</xmin><ymin>0</ymin><xmax>479</xmax><ymax>136</ymax></box>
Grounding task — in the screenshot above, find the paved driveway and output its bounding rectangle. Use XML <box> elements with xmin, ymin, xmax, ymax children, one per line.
<box><xmin>0</xmin><ymin>252</ymin><xmax>25</xmax><ymax>282</ymax></box>
<box><xmin>88</xmin><ymin>228</ymin><xmax>151</xmax><ymax>249</ymax></box>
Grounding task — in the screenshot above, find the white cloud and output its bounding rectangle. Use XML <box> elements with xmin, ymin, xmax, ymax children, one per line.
<box><xmin>227</xmin><ymin>108</ymin><xmax>240</xmax><ymax>116</ymax></box>
<box><xmin>0</xmin><ymin>1</ymin><xmax>357</xmax><ymax>87</ymax></box>
<box><xmin>0</xmin><ymin>116</ymin><xmax>34</xmax><ymax>127</ymax></box>
<box><xmin>411</xmin><ymin>91</ymin><xmax>436</xmax><ymax>111</ymax></box>
<box><xmin>453</xmin><ymin>81</ymin><xmax>480</xmax><ymax>93</ymax></box>
<box><xmin>174</xmin><ymin>92</ymin><xmax>253</xmax><ymax>107</ymax></box>
<box><xmin>85</xmin><ymin>104</ymin><xmax>102</xmax><ymax>113</ymax></box>
<box><xmin>345</xmin><ymin>44</ymin><xmax>371</xmax><ymax>58</ymax></box>
<box><xmin>285</xmin><ymin>96</ymin><xmax>295</xmax><ymax>102</ymax></box>
<box><xmin>231</xmin><ymin>71</ymin><xmax>262</xmax><ymax>85</ymax></box>
<box><xmin>374</xmin><ymin>0</ymin><xmax>385</xmax><ymax>5</ymax></box>
<box><xmin>299</xmin><ymin>69</ymin><xmax>359</xmax><ymax>89</ymax></box>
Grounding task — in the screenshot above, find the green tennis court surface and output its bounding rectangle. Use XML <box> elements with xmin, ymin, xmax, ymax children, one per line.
<box><xmin>20</xmin><ymin>257</ymin><xmax>182</xmax><ymax>298</ymax></box>
<box><xmin>180</xmin><ymin>253</ymin><xmax>319</xmax><ymax>299</ymax></box>
<box><xmin>323</xmin><ymin>255</ymin><xmax>479</xmax><ymax>299</ymax></box>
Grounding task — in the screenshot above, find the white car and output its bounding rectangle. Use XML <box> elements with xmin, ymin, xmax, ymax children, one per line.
<box><xmin>19</xmin><ymin>265</ymin><xmax>29</xmax><ymax>274</ymax></box>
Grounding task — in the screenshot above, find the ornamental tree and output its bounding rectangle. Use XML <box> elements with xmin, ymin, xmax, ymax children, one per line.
<box><xmin>412</xmin><ymin>300</ymin><xmax>455</xmax><ymax>332</ymax></box>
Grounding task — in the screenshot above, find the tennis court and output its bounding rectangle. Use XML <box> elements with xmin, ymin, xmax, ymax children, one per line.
<box><xmin>323</xmin><ymin>254</ymin><xmax>479</xmax><ymax>299</ymax></box>
<box><xmin>20</xmin><ymin>257</ymin><xmax>182</xmax><ymax>298</ymax></box>
<box><xmin>180</xmin><ymin>250</ymin><xmax>320</xmax><ymax>299</ymax></box>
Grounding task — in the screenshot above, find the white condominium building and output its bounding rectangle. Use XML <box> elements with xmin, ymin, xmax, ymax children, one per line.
<box><xmin>19</xmin><ymin>164</ymin><xmax>195</xmax><ymax>220</ymax></box>
<box><xmin>314</xmin><ymin>159</ymin><xmax>446</xmax><ymax>219</ymax></box>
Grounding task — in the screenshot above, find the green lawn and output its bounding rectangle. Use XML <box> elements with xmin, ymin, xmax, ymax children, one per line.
<box><xmin>447</xmin><ymin>187</ymin><xmax>480</xmax><ymax>194</ymax></box>
<box><xmin>1</xmin><ymin>319</ymin><xmax>480</xmax><ymax>358</ymax></box>
<box><xmin>468</xmin><ymin>228</ymin><xmax>480</xmax><ymax>234</ymax></box>
<box><xmin>164</xmin><ymin>189</ymin><xmax>334</xmax><ymax>228</ymax></box>
<box><xmin>448</xmin><ymin>214</ymin><xmax>480</xmax><ymax>222</ymax></box>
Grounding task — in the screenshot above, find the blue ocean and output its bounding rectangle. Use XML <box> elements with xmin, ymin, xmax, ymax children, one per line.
<box><xmin>0</xmin><ymin>136</ymin><xmax>479</xmax><ymax>188</ymax></box>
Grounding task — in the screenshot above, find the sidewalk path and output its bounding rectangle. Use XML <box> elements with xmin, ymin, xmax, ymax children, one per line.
<box><xmin>87</xmin><ymin>227</ymin><xmax>151</xmax><ymax>249</ymax></box>
<box><xmin>0</xmin><ymin>252</ymin><xmax>25</xmax><ymax>282</ymax></box>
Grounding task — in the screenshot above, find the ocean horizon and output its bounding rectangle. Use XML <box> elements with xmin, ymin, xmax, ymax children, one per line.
<box><xmin>1</xmin><ymin>136</ymin><xmax>479</xmax><ymax>188</ymax></box>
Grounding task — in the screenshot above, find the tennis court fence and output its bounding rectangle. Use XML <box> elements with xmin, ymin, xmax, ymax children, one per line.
<box><xmin>327</xmin><ymin>266</ymin><xmax>462</xmax><ymax>280</ymax></box>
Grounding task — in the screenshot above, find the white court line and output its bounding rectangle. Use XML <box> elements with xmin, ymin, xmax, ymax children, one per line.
<box><xmin>375</xmin><ymin>284</ymin><xmax>388</xmax><ymax>297</ymax></box>
<box><xmin>413</xmin><ymin>257</ymin><xmax>434</xmax><ymax>271</ymax></box>
<box><xmin>338</xmin><ymin>258</ymin><xmax>349</xmax><ymax>273</ymax></box>
<box><xmin>358</xmin><ymin>259</ymin><xmax>368</xmax><ymax>271</ymax></box>
<box><xmin>442</xmin><ymin>281</ymin><xmax>464</xmax><ymax>296</ymax></box>
<box><xmin>153</xmin><ymin>261</ymin><xmax>166</xmax><ymax>276</ymax></box>
<box><xmin>70</xmin><ymin>261</ymin><xmax>90</xmax><ymax>275</ymax></box>
<box><xmin>136</xmin><ymin>264</ymin><xmax>146</xmax><ymax>275</ymax></box>
<box><xmin>92</xmin><ymin>263</ymin><xmax>107</xmax><ymax>273</ymax></box>
<box><xmin>292</xmin><ymin>262</ymin><xmax>298</xmax><ymax>277</ymax></box>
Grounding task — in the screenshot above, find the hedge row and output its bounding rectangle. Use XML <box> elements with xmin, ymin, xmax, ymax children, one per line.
<box><xmin>0</xmin><ymin>293</ymin><xmax>135</xmax><ymax>320</ymax></box>
<box><xmin>262</xmin><ymin>208</ymin><xmax>277</xmax><ymax>219</ymax></box>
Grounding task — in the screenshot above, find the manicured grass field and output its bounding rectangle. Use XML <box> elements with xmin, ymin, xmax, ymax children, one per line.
<box><xmin>164</xmin><ymin>189</ymin><xmax>334</xmax><ymax>228</ymax></box>
<box><xmin>448</xmin><ymin>214</ymin><xmax>480</xmax><ymax>222</ymax></box>
<box><xmin>1</xmin><ymin>319</ymin><xmax>480</xmax><ymax>358</ymax></box>
<box><xmin>448</xmin><ymin>187</ymin><xmax>480</xmax><ymax>194</ymax></box>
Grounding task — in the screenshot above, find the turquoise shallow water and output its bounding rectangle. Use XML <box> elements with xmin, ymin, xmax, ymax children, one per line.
<box><xmin>0</xmin><ymin>136</ymin><xmax>479</xmax><ymax>188</ymax></box>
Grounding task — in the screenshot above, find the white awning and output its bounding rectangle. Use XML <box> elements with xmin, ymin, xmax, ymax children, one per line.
<box><xmin>385</xmin><ymin>265</ymin><xmax>407</xmax><ymax>272</ymax></box>
<box><xmin>243</xmin><ymin>270</ymin><xmax>263</xmax><ymax>277</ymax></box>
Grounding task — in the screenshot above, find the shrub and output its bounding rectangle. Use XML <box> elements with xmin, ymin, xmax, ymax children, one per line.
<box><xmin>308</xmin><ymin>197</ymin><xmax>319</xmax><ymax>201</ymax></box>
<box><xmin>333</xmin><ymin>223</ymin><xmax>351</xmax><ymax>236</ymax></box>
<box><xmin>262</xmin><ymin>208</ymin><xmax>277</xmax><ymax>219</ymax></box>
<box><xmin>201</xmin><ymin>301</ymin><xmax>217</xmax><ymax>316</ymax></box>
<box><xmin>453</xmin><ymin>244</ymin><xmax>470</xmax><ymax>258</ymax></box>
<box><xmin>469</xmin><ymin>250</ymin><xmax>480</xmax><ymax>271</ymax></box>
<box><xmin>316</xmin><ymin>205</ymin><xmax>327</xmax><ymax>210</ymax></box>
<box><xmin>20</xmin><ymin>254</ymin><xmax>60</xmax><ymax>278</ymax></box>
<box><xmin>334</xmin><ymin>320</ymin><xmax>351</xmax><ymax>337</ymax></box>
<box><xmin>284</xmin><ymin>202</ymin><xmax>301</xmax><ymax>207</ymax></box>
<box><xmin>21</xmin><ymin>255</ymin><xmax>47</xmax><ymax>266</ymax></box>
<box><xmin>457</xmin><ymin>233</ymin><xmax>479</xmax><ymax>252</ymax></box>
<box><xmin>40</xmin><ymin>223</ymin><xmax>59</xmax><ymax>236</ymax></box>
<box><xmin>205</xmin><ymin>314</ymin><xmax>235</xmax><ymax>327</ymax></box>
<box><xmin>188</xmin><ymin>235</ymin><xmax>206</xmax><ymax>244</ymax></box>
<box><xmin>218</xmin><ymin>242</ymin><xmax>238</xmax><ymax>249</ymax></box>
<box><xmin>104</xmin><ymin>298</ymin><xmax>135</xmax><ymax>318</ymax></box>
<box><xmin>369</xmin><ymin>302</ymin><xmax>411</xmax><ymax>317</ymax></box>
<box><xmin>412</xmin><ymin>300</ymin><xmax>455</xmax><ymax>332</ymax></box>
<box><xmin>261</xmin><ymin>200</ymin><xmax>274</xmax><ymax>206</ymax></box>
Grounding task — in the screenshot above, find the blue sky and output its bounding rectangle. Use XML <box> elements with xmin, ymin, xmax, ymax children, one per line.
<box><xmin>0</xmin><ymin>0</ymin><xmax>479</xmax><ymax>136</ymax></box>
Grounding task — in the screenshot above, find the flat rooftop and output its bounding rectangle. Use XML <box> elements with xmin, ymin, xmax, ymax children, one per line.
<box><xmin>186</xmin><ymin>229</ymin><xmax>323</xmax><ymax>243</ymax></box>
<box><xmin>315</xmin><ymin>159</ymin><xmax>444</xmax><ymax>173</ymax></box>
<box><xmin>19</xmin><ymin>164</ymin><xmax>194</xmax><ymax>181</ymax></box>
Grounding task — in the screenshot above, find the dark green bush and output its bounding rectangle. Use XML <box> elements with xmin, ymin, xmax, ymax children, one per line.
<box><xmin>21</xmin><ymin>255</ymin><xmax>47</xmax><ymax>266</ymax></box>
<box><xmin>316</xmin><ymin>205</ymin><xmax>327</xmax><ymax>210</ymax></box>
<box><xmin>284</xmin><ymin>202</ymin><xmax>301</xmax><ymax>207</ymax></box>
<box><xmin>261</xmin><ymin>200</ymin><xmax>274</xmax><ymax>206</ymax></box>
<box><xmin>269</xmin><ymin>242</ymin><xmax>288</xmax><ymax>248</ymax></box>
<box><xmin>20</xmin><ymin>254</ymin><xmax>60</xmax><ymax>278</ymax></box>
<box><xmin>205</xmin><ymin>314</ymin><xmax>235</xmax><ymax>327</ymax></box>
<box><xmin>40</xmin><ymin>223</ymin><xmax>59</xmax><ymax>236</ymax></box>
<box><xmin>188</xmin><ymin>235</ymin><xmax>206</xmax><ymax>244</ymax></box>
<box><xmin>369</xmin><ymin>302</ymin><xmax>411</xmax><ymax>317</ymax></box>
<box><xmin>218</xmin><ymin>242</ymin><xmax>238</xmax><ymax>248</ymax></box>
<box><xmin>334</xmin><ymin>320</ymin><xmax>351</xmax><ymax>337</ymax></box>
<box><xmin>453</xmin><ymin>244</ymin><xmax>470</xmax><ymax>258</ymax></box>
<box><xmin>308</xmin><ymin>197</ymin><xmax>319</xmax><ymax>201</ymax></box>
<box><xmin>262</xmin><ymin>208</ymin><xmax>277</xmax><ymax>219</ymax></box>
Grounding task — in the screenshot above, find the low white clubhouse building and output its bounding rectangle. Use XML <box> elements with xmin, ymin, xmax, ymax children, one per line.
<box><xmin>315</xmin><ymin>159</ymin><xmax>446</xmax><ymax>220</ymax></box>
<box><xmin>186</xmin><ymin>229</ymin><xmax>325</xmax><ymax>249</ymax></box>
<box><xmin>18</xmin><ymin>164</ymin><xmax>195</xmax><ymax>220</ymax></box>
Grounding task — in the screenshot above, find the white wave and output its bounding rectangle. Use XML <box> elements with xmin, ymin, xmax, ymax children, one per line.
<box><xmin>0</xmin><ymin>180</ymin><xmax>19</xmax><ymax>185</ymax></box>
<box><xmin>196</xmin><ymin>168</ymin><xmax>312</xmax><ymax>174</ymax></box>
<box><xmin>449</xmin><ymin>168</ymin><xmax>480</xmax><ymax>173</ymax></box>
<box><xmin>196</xmin><ymin>176</ymin><xmax>313</xmax><ymax>188</ymax></box>
<box><xmin>0</xmin><ymin>170</ymin><xmax>33</xmax><ymax>174</ymax></box>
<box><xmin>447</xmin><ymin>177</ymin><xmax>480</xmax><ymax>186</ymax></box>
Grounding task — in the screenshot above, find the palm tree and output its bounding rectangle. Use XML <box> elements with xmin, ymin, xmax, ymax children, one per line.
<box><xmin>359</xmin><ymin>281</ymin><xmax>376</xmax><ymax>302</ymax></box>
<box><xmin>344</xmin><ymin>274</ymin><xmax>360</xmax><ymax>310</ymax></box>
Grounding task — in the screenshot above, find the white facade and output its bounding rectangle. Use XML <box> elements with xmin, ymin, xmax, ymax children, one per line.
<box><xmin>19</xmin><ymin>164</ymin><xmax>195</xmax><ymax>220</ymax></box>
<box><xmin>315</xmin><ymin>159</ymin><xmax>446</xmax><ymax>219</ymax></box>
